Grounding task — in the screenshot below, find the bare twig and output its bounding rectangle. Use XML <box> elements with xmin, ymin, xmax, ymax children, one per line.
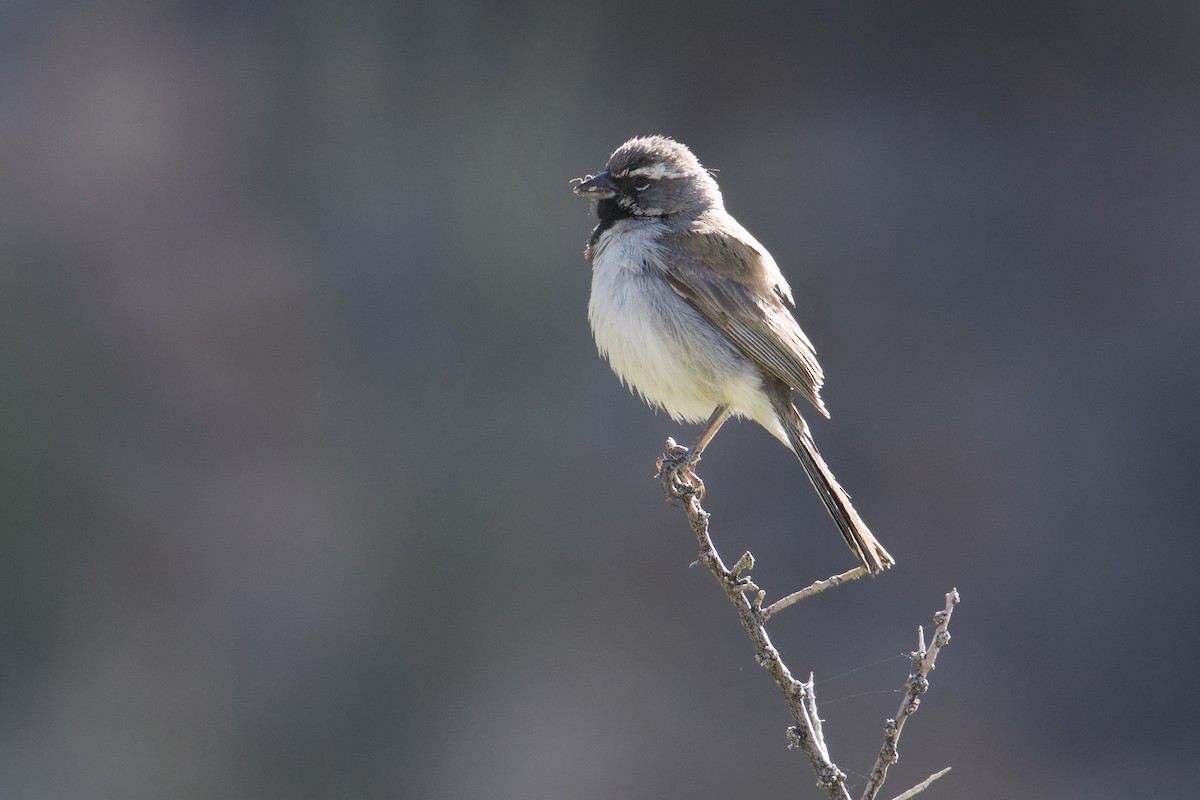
<box><xmin>655</xmin><ymin>439</ymin><xmax>960</xmax><ymax>800</ymax></box>
<box><xmin>657</xmin><ymin>440</ymin><xmax>854</xmax><ymax>800</ymax></box>
<box><xmin>861</xmin><ymin>589</ymin><xmax>960</xmax><ymax>800</ymax></box>
<box><xmin>887</xmin><ymin>767</ymin><xmax>951</xmax><ymax>800</ymax></box>
<box><xmin>760</xmin><ymin>566</ymin><xmax>870</xmax><ymax>621</ymax></box>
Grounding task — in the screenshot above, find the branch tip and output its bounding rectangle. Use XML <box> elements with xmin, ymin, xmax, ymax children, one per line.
<box><xmin>886</xmin><ymin>766</ymin><xmax>951</xmax><ymax>800</ymax></box>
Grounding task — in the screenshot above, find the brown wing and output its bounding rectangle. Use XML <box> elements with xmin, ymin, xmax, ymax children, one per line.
<box><xmin>660</xmin><ymin>216</ymin><xmax>829</xmax><ymax>417</ymax></box>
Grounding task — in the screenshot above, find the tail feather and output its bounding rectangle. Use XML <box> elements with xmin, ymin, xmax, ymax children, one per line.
<box><xmin>768</xmin><ymin>386</ymin><xmax>895</xmax><ymax>574</ymax></box>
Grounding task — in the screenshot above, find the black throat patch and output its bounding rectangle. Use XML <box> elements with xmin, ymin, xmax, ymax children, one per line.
<box><xmin>586</xmin><ymin>196</ymin><xmax>635</xmax><ymax>251</ymax></box>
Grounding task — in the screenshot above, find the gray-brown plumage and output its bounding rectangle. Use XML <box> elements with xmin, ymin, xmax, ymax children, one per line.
<box><xmin>576</xmin><ymin>135</ymin><xmax>893</xmax><ymax>574</ymax></box>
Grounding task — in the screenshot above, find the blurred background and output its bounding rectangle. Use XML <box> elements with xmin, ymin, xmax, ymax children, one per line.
<box><xmin>2</xmin><ymin>2</ymin><xmax>1198</xmax><ymax>798</ymax></box>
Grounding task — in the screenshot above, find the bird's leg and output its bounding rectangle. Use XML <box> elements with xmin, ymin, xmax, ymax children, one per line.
<box><xmin>682</xmin><ymin>406</ymin><xmax>730</xmax><ymax>498</ymax></box>
<box><xmin>657</xmin><ymin>407</ymin><xmax>730</xmax><ymax>501</ymax></box>
<box><xmin>689</xmin><ymin>406</ymin><xmax>731</xmax><ymax>461</ymax></box>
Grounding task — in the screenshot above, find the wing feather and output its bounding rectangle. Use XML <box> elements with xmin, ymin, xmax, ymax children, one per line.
<box><xmin>660</xmin><ymin>216</ymin><xmax>829</xmax><ymax>417</ymax></box>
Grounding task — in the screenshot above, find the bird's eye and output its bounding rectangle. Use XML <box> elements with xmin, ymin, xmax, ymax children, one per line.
<box><xmin>634</xmin><ymin>180</ymin><xmax>651</xmax><ymax>191</ymax></box>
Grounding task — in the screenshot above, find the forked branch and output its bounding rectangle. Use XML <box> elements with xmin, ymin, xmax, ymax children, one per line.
<box><xmin>655</xmin><ymin>439</ymin><xmax>959</xmax><ymax>800</ymax></box>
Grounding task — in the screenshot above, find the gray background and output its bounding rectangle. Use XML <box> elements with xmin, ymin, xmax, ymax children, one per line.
<box><xmin>3</xmin><ymin>2</ymin><xmax>1198</xmax><ymax>798</ymax></box>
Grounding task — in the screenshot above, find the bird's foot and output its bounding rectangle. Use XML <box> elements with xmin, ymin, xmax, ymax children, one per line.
<box><xmin>656</xmin><ymin>438</ymin><xmax>705</xmax><ymax>503</ymax></box>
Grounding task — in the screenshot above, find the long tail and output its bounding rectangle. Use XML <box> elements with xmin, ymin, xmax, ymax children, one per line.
<box><xmin>768</xmin><ymin>386</ymin><xmax>895</xmax><ymax>574</ymax></box>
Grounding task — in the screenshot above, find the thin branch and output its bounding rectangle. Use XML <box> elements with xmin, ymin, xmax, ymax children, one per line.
<box><xmin>860</xmin><ymin>590</ymin><xmax>961</xmax><ymax>800</ymax></box>
<box><xmin>657</xmin><ymin>440</ymin><xmax>854</xmax><ymax>800</ymax></box>
<box><xmin>656</xmin><ymin>440</ymin><xmax>959</xmax><ymax>800</ymax></box>
<box><xmin>887</xmin><ymin>767</ymin><xmax>951</xmax><ymax>800</ymax></box>
<box><xmin>760</xmin><ymin>566</ymin><xmax>870</xmax><ymax>621</ymax></box>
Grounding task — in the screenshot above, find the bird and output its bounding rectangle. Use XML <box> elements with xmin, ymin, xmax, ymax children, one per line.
<box><xmin>574</xmin><ymin>135</ymin><xmax>894</xmax><ymax>574</ymax></box>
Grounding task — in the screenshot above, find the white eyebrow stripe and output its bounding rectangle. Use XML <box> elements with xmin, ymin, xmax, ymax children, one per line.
<box><xmin>627</xmin><ymin>163</ymin><xmax>685</xmax><ymax>180</ymax></box>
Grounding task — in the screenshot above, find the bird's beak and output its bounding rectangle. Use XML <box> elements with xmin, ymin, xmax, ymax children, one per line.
<box><xmin>573</xmin><ymin>170</ymin><xmax>617</xmax><ymax>198</ymax></box>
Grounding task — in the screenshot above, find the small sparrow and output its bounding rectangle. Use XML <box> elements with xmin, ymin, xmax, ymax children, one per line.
<box><xmin>574</xmin><ymin>135</ymin><xmax>894</xmax><ymax>573</ymax></box>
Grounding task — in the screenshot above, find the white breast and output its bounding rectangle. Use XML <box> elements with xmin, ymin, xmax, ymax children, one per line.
<box><xmin>586</xmin><ymin>219</ymin><xmax>782</xmax><ymax>436</ymax></box>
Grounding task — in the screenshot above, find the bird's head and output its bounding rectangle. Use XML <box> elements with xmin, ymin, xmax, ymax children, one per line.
<box><xmin>574</xmin><ymin>135</ymin><xmax>722</xmax><ymax>220</ymax></box>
